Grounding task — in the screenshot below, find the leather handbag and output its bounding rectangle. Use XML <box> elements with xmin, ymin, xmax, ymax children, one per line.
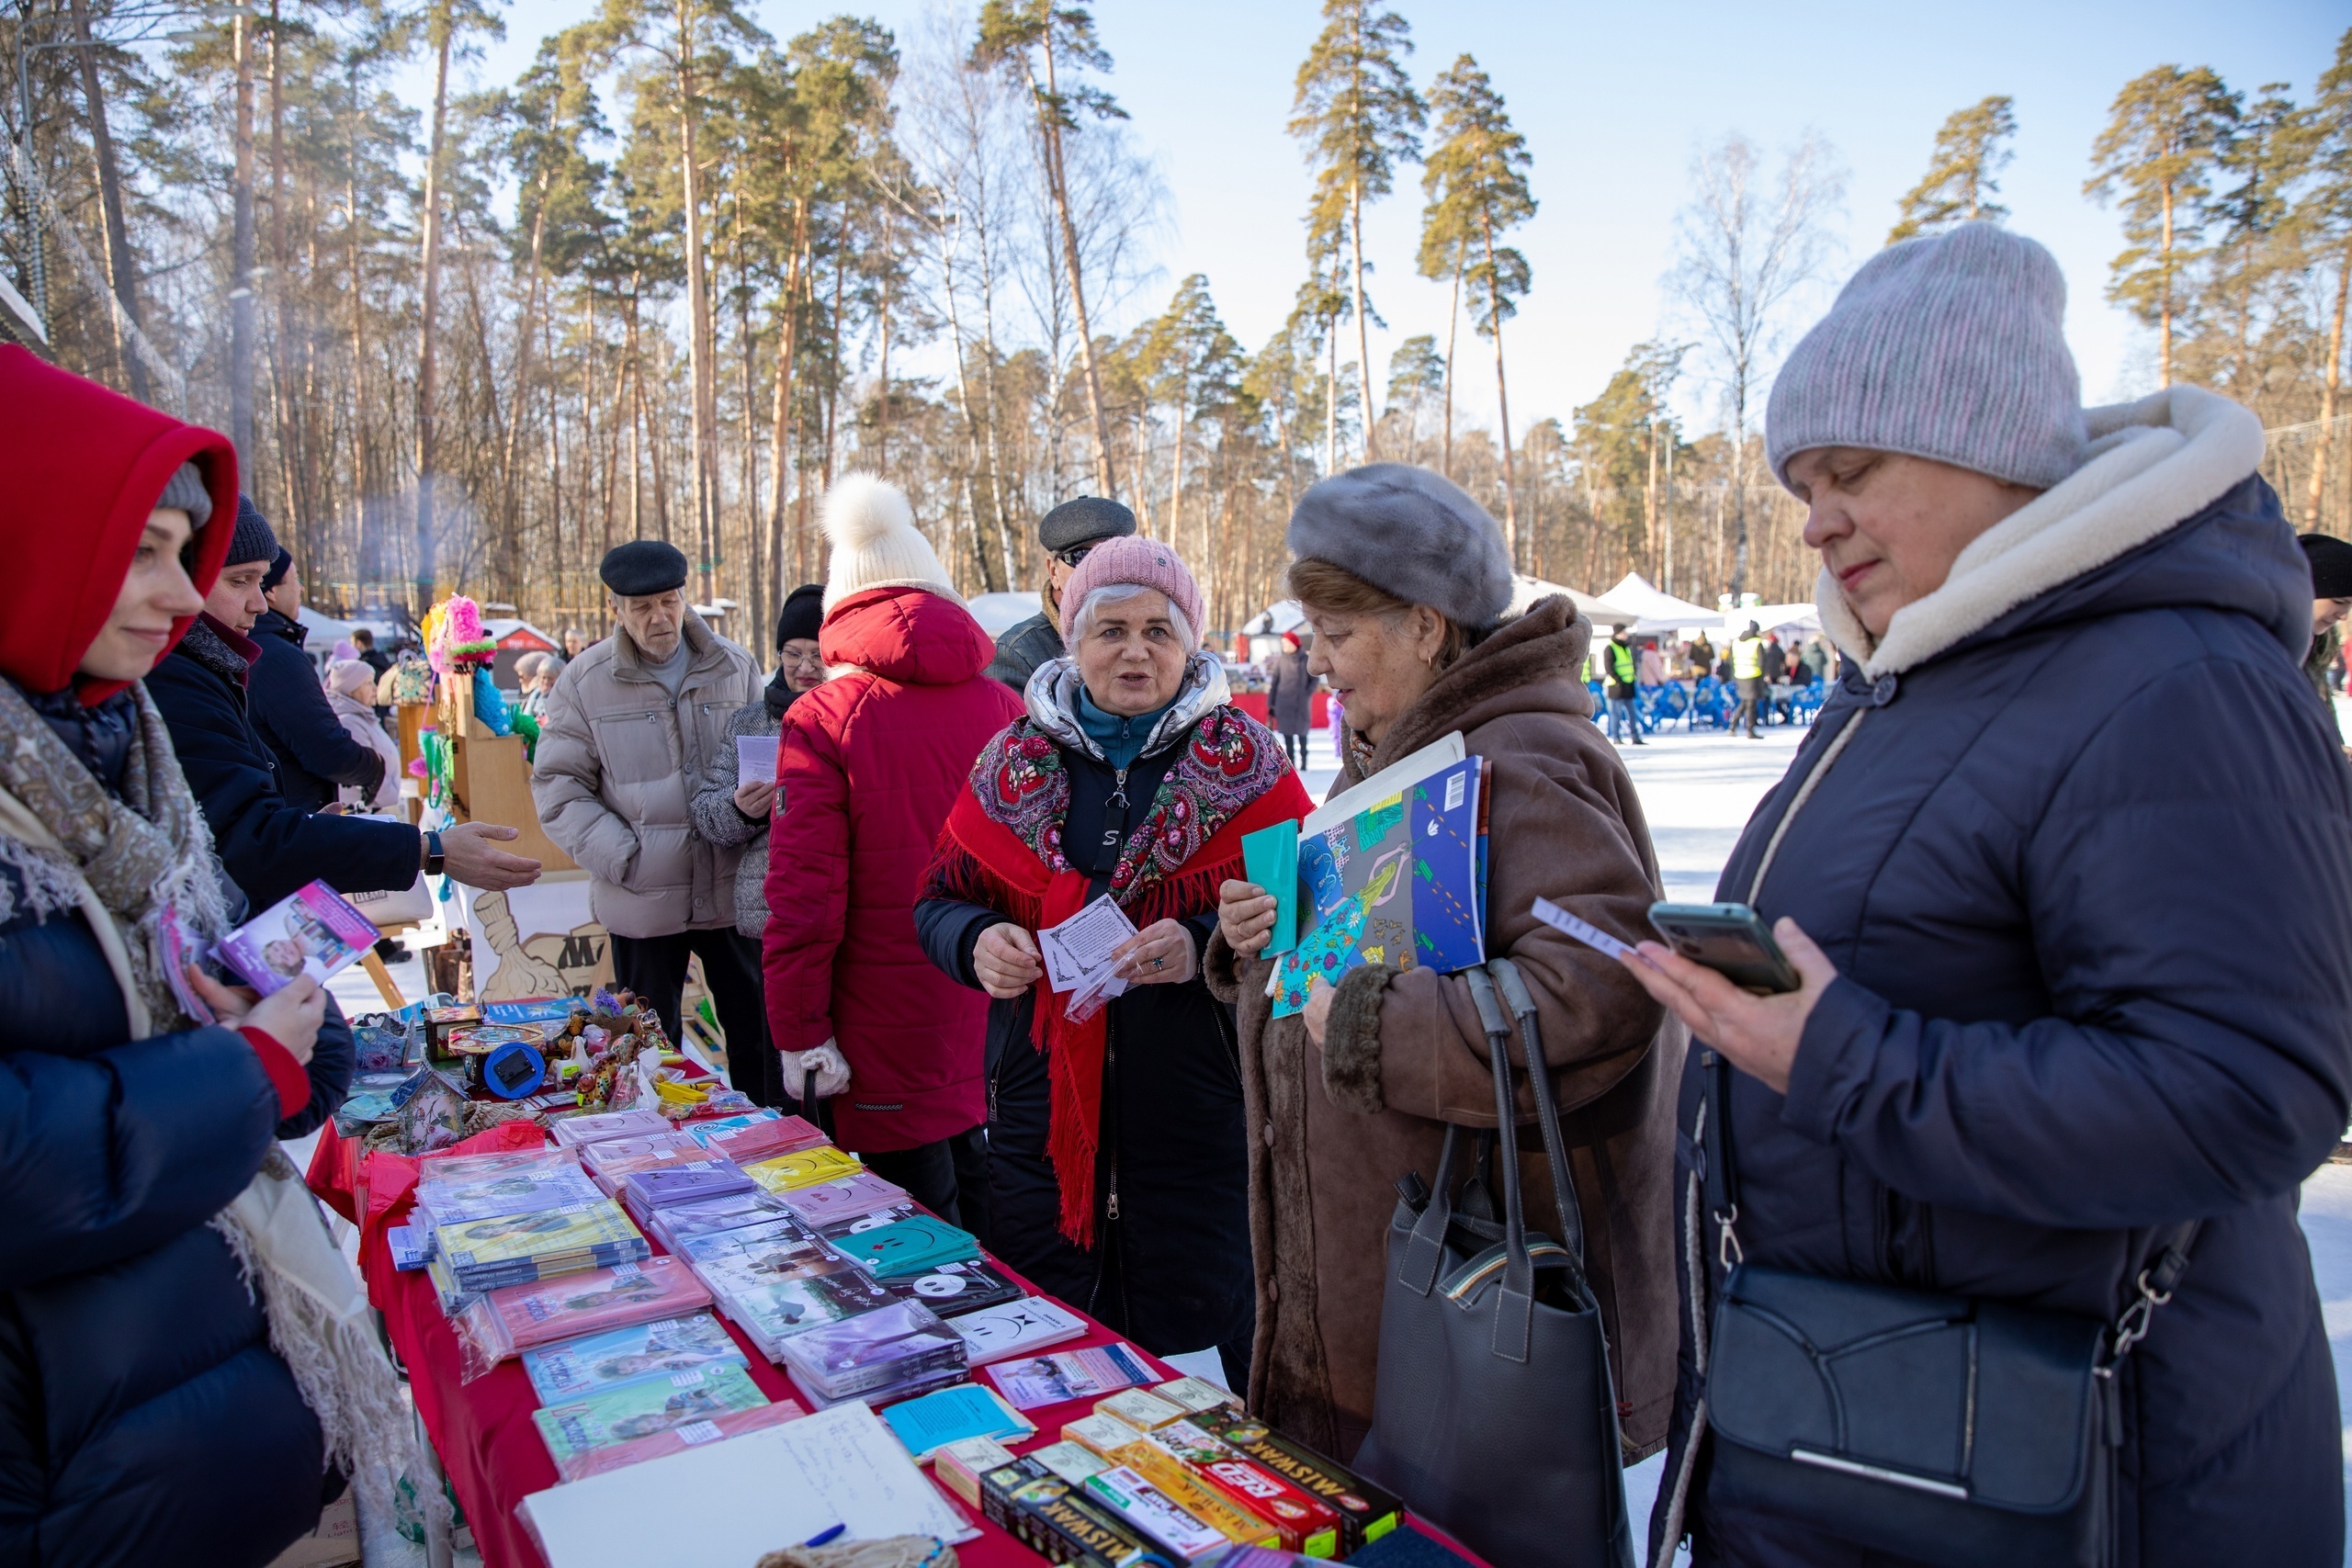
<box><xmin>1696</xmin><ymin>1051</ymin><xmax>2198</xmax><ymax>1568</ymax></box>
<box><xmin>1354</xmin><ymin>959</ymin><xmax>1634</xmax><ymax>1568</ymax></box>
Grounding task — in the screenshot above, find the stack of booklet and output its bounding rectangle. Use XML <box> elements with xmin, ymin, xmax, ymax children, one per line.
<box><xmin>675</xmin><ymin>1215</ymin><xmax>894</xmax><ymax>1359</ymax></box>
<box><xmin>437</xmin><ymin>1200</ymin><xmax>650</xmax><ymax>1294</ymax></box>
<box><xmin>777</xmin><ymin>1299</ymin><xmax>968</xmax><ymax>1407</ymax></box>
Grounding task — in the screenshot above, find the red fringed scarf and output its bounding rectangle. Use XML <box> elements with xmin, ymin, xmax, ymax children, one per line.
<box><xmin>922</xmin><ymin>704</ymin><xmax>1312</xmax><ymax>1247</ymax></box>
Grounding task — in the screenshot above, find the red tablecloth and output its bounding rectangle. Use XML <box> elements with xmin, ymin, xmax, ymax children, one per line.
<box><xmin>320</xmin><ymin>1122</ymin><xmax>1477</xmax><ymax>1568</ymax></box>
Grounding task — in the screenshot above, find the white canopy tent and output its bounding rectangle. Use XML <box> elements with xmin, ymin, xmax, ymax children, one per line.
<box><xmin>1506</xmin><ymin>574</ymin><xmax>1642</xmax><ymax>626</ymax></box>
<box><xmin>1602</xmin><ymin>573</ymin><xmax>1724</xmax><ymax>636</ymax></box>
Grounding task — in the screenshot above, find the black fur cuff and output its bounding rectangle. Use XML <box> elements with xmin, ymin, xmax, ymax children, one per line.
<box><xmin>1320</xmin><ymin>963</ymin><xmax>1393</xmax><ymax>1114</ymax></box>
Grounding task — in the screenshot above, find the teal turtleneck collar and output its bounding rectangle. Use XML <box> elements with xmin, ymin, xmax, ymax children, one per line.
<box><xmin>1076</xmin><ymin>684</ymin><xmax>1176</xmax><ymax>770</ymax></box>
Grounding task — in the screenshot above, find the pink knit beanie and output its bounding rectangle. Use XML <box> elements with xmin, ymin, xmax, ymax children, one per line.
<box><xmin>1057</xmin><ymin>534</ymin><xmax>1204</xmax><ymax>644</ymax></box>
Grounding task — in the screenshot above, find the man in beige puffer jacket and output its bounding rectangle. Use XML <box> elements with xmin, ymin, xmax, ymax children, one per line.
<box><xmin>532</xmin><ymin>541</ymin><xmax>768</xmax><ymax>1092</ymax></box>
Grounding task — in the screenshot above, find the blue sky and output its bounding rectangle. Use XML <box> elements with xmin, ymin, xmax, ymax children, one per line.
<box><xmin>456</xmin><ymin>0</ymin><xmax>2346</xmax><ymax>438</ymax></box>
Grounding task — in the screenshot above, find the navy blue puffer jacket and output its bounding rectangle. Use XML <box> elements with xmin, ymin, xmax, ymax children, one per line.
<box><xmin>1</xmin><ymin>694</ymin><xmax>356</xmax><ymax>1566</ymax></box>
<box><xmin>1657</xmin><ymin>398</ymin><xmax>2352</xmax><ymax>1568</ymax></box>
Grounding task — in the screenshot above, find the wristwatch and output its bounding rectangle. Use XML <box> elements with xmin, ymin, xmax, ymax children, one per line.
<box><xmin>423</xmin><ymin>829</ymin><xmax>446</xmax><ymax>877</ymax></box>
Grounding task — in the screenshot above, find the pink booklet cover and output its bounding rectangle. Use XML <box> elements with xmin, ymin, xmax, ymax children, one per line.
<box><xmin>215</xmin><ymin>880</ymin><xmax>379</xmax><ymax>996</ymax></box>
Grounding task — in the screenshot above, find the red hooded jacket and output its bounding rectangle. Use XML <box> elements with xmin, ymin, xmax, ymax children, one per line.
<box><xmin>0</xmin><ymin>345</ymin><xmax>236</xmax><ymax>702</ymax></box>
<box><xmin>763</xmin><ymin>586</ymin><xmax>1023</xmax><ymax>1152</ymax></box>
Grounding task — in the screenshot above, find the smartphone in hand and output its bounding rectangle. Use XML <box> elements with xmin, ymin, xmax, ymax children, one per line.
<box><xmin>1647</xmin><ymin>902</ymin><xmax>1801</xmax><ymax>994</ymax></box>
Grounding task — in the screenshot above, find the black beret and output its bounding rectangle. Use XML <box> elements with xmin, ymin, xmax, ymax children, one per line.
<box><xmin>2302</xmin><ymin>534</ymin><xmax>2352</xmax><ymax>600</ymax></box>
<box><xmin>775</xmin><ymin>582</ymin><xmax>824</xmax><ymax>649</ymax></box>
<box><xmin>600</xmin><ymin>539</ymin><xmax>689</xmax><ymax>597</ymax></box>
<box><xmin>1037</xmin><ymin>495</ymin><xmax>1136</xmax><ymax>553</ymax></box>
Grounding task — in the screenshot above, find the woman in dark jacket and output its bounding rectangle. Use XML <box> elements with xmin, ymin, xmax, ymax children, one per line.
<box><xmin>1264</xmin><ymin>628</ymin><xmax>1316</xmax><ymax>768</ymax></box>
<box><xmin>0</xmin><ymin>346</ymin><xmax>354</xmax><ymax>1568</ymax></box>
<box><xmin>916</xmin><ymin>537</ymin><xmax>1311</xmax><ymax>1382</ymax></box>
<box><xmin>1627</xmin><ymin>226</ymin><xmax>2352</xmax><ymax>1567</ymax></box>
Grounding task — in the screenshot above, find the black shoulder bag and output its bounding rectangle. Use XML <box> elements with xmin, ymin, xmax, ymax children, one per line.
<box><xmin>1353</xmin><ymin>959</ymin><xmax>1634</xmax><ymax>1568</ymax></box>
<box><xmin>1697</xmin><ymin>1049</ymin><xmax>2199</xmax><ymax>1568</ymax></box>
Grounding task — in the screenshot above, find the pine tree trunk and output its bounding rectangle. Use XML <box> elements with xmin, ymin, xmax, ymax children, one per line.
<box><xmin>1441</xmin><ymin>238</ymin><xmax>1462</xmax><ymax>479</ymax></box>
<box><xmin>1325</xmin><ymin>319</ymin><xmax>1339</xmax><ymax>475</ymax></box>
<box><xmin>1483</xmin><ymin>218</ymin><xmax>1517</xmax><ymax>562</ymax></box>
<box><xmin>231</xmin><ymin>13</ymin><xmax>256</xmax><ymax>459</ymax></box>
<box><xmin>68</xmin><ymin>0</ymin><xmax>146</xmax><ymax>404</ymax></box>
<box><xmin>1036</xmin><ymin>40</ymin><xmax>1116</xmax><ymax>499</ymax></box>
<box><xmin>498</xmin><ymin>175</ymin><xmax>550</xmax><ymax>603</ymax></box>
<box><xmin>1349</xmin><ymin>175</ymin><xmax>1376</xmax><ymax>463</ymax></box>
<box><xmin>675</xmin><ymin>6</ymin><xmax>718</xmax><ymax>604</ymax></box>
<box><xmin>413</xmin><ymin>8</ymin><xmax>452</xmax><ymax>605</ymax></box>
<box><xmin>2308</xmin><ymin>240</ymin><xmax>2351</xmax><ymax>530</ymax></box>
<box><xmin>2158</xmin><ymin>180</ymin><xmax>2175</xmax><ymax>389</ymax></box>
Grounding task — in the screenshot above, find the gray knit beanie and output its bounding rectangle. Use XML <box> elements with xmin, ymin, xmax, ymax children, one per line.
<box><xmin>154</xmin><ymin>461</ymin><xmax>213</xmax><ymax>528</ymax></box>
<box><xmin>1287</xmin><ymin>463</ymin><xmax>1514</xmax><ymax>630</ymax></box>
<box><xmin>1767</xmin><ymin>222</ymin><xmax>2087</xmax><ymax>492</ymax></box>
<box><xmin>226</xmin><ymin>493</ymin><xmax>279</xmax><ymax>567</ymax></box>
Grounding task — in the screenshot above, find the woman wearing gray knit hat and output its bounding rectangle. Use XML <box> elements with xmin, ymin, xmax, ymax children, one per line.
<box><xmin>1626</xmin><ymin>222</ymin><xmax>2349</xmax><ymax>1568</ymax></box>
<box><xmin>1206</xmin><ymin>461</ymin><xmax>1685</xmax><ymax>1506</ymax></box>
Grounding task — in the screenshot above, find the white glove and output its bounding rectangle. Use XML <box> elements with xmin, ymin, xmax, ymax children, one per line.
<box><xmin>780</xmin><ymin>1040</ymin><xmax>851</xmax><ymax>1100</ymax></box>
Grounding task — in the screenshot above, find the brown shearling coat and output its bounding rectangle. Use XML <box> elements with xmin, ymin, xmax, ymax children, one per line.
<box><xmin>1204</xmin><ymin>597</ymin><xmax>1685</xmax><ymax>1464</ymax></box>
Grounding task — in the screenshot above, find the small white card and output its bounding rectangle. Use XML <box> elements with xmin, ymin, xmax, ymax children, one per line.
<box><xmin>1037</xmin><ymin>894</ymin><xmax>1139</xmax><ymax>994</ymax></box>
<box><xmin>1531</xmin><ymin>897</ymin><xmax>1653</xmax><ymax>966</ymax></box>
<box><xmin>736</xmin><ymin>735</ymin><xmax>780</xmax><ymax>784</ymax></box>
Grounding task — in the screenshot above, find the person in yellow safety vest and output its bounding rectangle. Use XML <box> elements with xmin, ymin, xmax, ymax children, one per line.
<box><xmin>1601</xmin><ymin>624</ymin><xmax>1645</xmax><ymax>746</ymax></box>
<box><xmin>1730</xmin><ymin>620</ymin><xmax>1767</xmax><ymax>739</ymax></box>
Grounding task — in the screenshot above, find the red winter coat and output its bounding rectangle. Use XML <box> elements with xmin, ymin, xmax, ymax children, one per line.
<box><xmin>762</xmin><ymin>586</ymin><xmax>1023</xmax><ymax>1152</ymax></box>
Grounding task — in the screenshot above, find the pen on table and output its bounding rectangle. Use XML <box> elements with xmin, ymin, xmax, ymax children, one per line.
<box><xmin>802</xmin><ymin>1525</ymin><xmax>847</xmax><ymax>1549</ymax></box>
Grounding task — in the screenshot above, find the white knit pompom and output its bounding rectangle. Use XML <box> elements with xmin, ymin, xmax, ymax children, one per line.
<box><xmin>821</xmin><ymin>472</ymin><xmax>913</xmax><ymax>550</ymax></box>
<box><xmin>820</xmin><ymin>472</ymin><xmax>965</xmax><ymax>611</ymax></box>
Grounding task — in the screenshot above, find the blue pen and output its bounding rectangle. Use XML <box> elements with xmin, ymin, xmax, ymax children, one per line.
<box><xmin>801</xmin><ymin>1524</ymin><xmax>846</xmax><ymax>1549</ymax></box>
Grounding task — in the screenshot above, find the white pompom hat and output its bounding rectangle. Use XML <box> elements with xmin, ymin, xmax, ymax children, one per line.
<box><xmin>820</xmin><ymin>473</ymin><xmax>966</xmax><ymax>612</ymax></box>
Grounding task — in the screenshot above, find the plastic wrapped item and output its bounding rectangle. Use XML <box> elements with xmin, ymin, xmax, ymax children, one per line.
<box><xmin>643</xmin><ymin>1188</ymin><xmax>794</xmax><ymax>1251</ymax></box>
<box><xmin>681</xmin><ymin>1219</ymin><xmax>894</xmax><ymax>1359</ymax></box>
<box><xmin>741</xmin><ymin>1145</ymin><xmax>863</xmax><ymax>1192</ymax></box>
<box><xmin>550</xmin><ymin>1108</ymin><xmax>671</xmax><ymax>1147</ymax></box>
<box><xmin>778</xmin><ymin>1171</ymin><xmax>911</xmax><ymax>1230</ymax></box>
<box><xmin>435</xmin><ymin>1200</ymin><xmax>649</xmax><ymax>1293</ymax></box>
<box><xmin>580</xmin><ymin>1132</ymin><xmax>709</xmax><ymax>1193</ymax></box>
<box><xmin>618</xmin><ymin>1159</ymin><xmax>754</xmax><ymax>1213</ymax></box>
<box><xmin>419</xmin><ymin>1143</ymin><xmax>572</xmax><ymax>1182</ymax></box>
<box><xmin>521</xmin><ymin>1311</ymin><xmax>747</xmax><ymax>1403</ymax></box>
<box><xmin>414</xmin><ymin>1159</ymin><xmax>605</xmax><ymax>1229</ymax></box>
<box><xmin>532</xmin><ymin>1361</ymin><xmax>770</xmax><ymax>1479</ymax></box>
<box><xmin>553</xmin><ymin>1398</ymin><xmax>808</xmax><ymax>1482</ymax></box>
<box><xmin>677</xmin><ymin>1110</ymin><xmax>778</xmax><ymax>1145</ymax></box>
<box><xmin>776</xmin><ymin>1300</ymin><xmax>965</xmax><ymax>1404</ymax></box>
<box><xmin>453</xmin><ymin>1256</ymin><xmax>712</xmax><ymax>1382</ymax></box>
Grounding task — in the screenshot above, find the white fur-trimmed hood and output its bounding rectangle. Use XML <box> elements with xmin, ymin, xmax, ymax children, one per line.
<box><xmin>1817</xmin><ymin>384</ymin><xmax>2268</xmax><ymax>676</ymax></box>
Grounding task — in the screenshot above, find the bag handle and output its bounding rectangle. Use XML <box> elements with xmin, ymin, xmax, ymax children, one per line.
<box><xmin>1489</xmin><ymin>956</ymin><xmax>1592</xmax><ymax>1290</ymax></box>
<box><xmin>1465</xmin><ymin>965</ymin><xmax>1536</xmax><ymax>1363</ymax></box>
<box><xmin>1396</xmin><ymin>1122</ymin><xmax>1472</xmax><ymax>1297</ymax></box>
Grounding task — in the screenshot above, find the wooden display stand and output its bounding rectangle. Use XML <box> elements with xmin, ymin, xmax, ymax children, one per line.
<box><xmin>439</xmin><ymin>675</ymin><xmax>576</xmax><ymax>873</ymax></box>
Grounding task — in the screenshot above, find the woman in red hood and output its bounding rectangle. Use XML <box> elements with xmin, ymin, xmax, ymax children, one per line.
<box><xmin>762</xmin><ymin>475</ymin><xmax>1022</xmax><ymax>1228</ymax></box>
<box><xmin>0</xmin><ymin>346</ymin><xmax>348</xmax><ymax>1566</ymax></box>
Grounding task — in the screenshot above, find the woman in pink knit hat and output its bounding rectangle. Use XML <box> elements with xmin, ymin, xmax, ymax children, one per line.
<box><xmin>916</xmin><ymin>534</ymin><xmax>1311</xmax><ymax>1384</ymax></box>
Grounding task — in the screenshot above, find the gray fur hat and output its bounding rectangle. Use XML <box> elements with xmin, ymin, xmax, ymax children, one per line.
<box><xmin>154</xmin><ymin>461</ymin><xmax>213</xmax><ymax>528</ymax></box>
<box><xmin>1286</xmin><ymin>463</ymin><xmax>1514</xmax><ymax>629</ymax></box>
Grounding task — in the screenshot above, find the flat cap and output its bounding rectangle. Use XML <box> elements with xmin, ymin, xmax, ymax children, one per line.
<box><xmin>1038</xmin><ymin>495</ymin><xmax>1136</xmax><ymax>553</ymax></box>
<box><xmin>600</xmin><ymin>539</ymin><xmax>689</xmax><ymax>597</ymax></box>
